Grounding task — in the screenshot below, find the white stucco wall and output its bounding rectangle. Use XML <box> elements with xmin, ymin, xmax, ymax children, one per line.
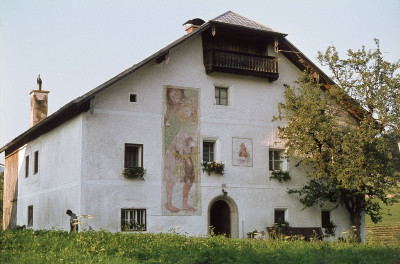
<box><xmin>78</xmin><ymin>34</ymin><xmax>360</xmax><ymax>239</ymax></box>
<box><xmin>10</xmin><ymin>32</ymin><xmax>364</xmax><ymax>240</ymax></box>
<box><xmin>16</xmin><ymin>115</ymin><xmax>83</xmax><ymax>230</ymax></box>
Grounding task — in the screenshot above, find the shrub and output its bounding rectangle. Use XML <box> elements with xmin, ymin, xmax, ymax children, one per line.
<box><xmin>324</xmin><ymin>220</ymin><xmax>337</xmax><ymax>237</ymax></box>
<box><xmin>270</xmin><ymin>170</ymin><xmax>291</xmax><ymax>182</ymax></box>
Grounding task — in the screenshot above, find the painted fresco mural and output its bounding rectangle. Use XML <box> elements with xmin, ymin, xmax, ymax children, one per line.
<box><xmin>232</xmin><ymin>138</ymin><xmax>253</xmax><ymax>167</ymax></box>
<box><xmin>162</xmin><ymin>87</ymin><xmax>200</xmax><ymax>215</ymax></box>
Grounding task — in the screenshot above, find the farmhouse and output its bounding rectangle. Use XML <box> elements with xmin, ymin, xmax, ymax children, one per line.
<box><xmin>1</xmin><ymin>11</ymin><xmax>365</xmax><ymax>240</ymax></box>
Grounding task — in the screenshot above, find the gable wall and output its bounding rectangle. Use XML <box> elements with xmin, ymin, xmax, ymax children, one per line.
<box><xmin>80</xmin><ymin>34</ymin><xmax>360</xmax><ymax>238</ymax></box>
<box><xmin>14</xmin><ymin>115</ymin><xmax>83</xmax><ymax>230</ymax></box>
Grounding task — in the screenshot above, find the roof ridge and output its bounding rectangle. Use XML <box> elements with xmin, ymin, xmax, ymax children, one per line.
<box><xmin>210</xmin><ymin>10</ymin><xmax>281</xmax><ymax>34</ymax></box>
<box><xmin>211</xmin><ymin>10</ymin><xmax>232</xmax><ymax>21</ymax></box>
<box><xmin>228</xmin><ymin>11</ymin><xmax>275</xmax><ymax>32</ymax></box>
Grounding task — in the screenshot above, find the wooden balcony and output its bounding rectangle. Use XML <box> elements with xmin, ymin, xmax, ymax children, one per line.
<box><xmin>204</xmin><ymin>49</ymin><xmax>279</xmax><ymax>81</ymax></box>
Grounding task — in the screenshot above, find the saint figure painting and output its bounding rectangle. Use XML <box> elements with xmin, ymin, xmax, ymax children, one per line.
<box><xmin>162</xmin><ymin>87</ymin><xmax>200</xmax><ymax>215</ymax></box>
<box><xmin>232</xmin><ymin>138</ymin><xmax>253</xmax><ymax>167</ymax></box>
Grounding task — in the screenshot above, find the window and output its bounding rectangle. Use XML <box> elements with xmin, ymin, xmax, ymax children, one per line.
<box><xmin>28</xmin><ymin>205</ymin><xmax>33</xmax><ymax>226</ymax></box>
<box><xmin>269</xmin><ymin>150</ymin><xmax>284</xmax><ymax>171</ymax></box>
<box><xmin>274</xmin><ymin>209</ymin><xmax>286</xmax><ymax>223</ymax></box>
<box><xmin>125</xmin><ymin>144</ymin><xmax>143</xmax><ymax>168</ymax></box>
<box><xmin>321</xmin><ymin>210</ymin><xmax>331</xmax><ymax>228</ymax></box>
<box><xmin>34</xmin><ymin>151</ymin><xmax>39</xmax><ymax>174</ymax></box>
<box><xmin>203</xmin><ymin>141</ymin><xmax>215</xmax><ymax>162</ymax></box>
<box><xmin>130</xmin><ymin>93</ymin><xmax>137</xmax><ymax>102</ymax></box>
<box><xmin>215</xmin><ymin>87</ymin><xmax>228</xmax><ymax>106</ymax></box>
<box><xmin>25</xmin><ymin>156</ymin><xmax>29</xmax><ymax>178</ymax></box>
<box><xmin>121</xmin><ymin>209</ymin><xmax>146</xmax><ymax>231</ymax></box>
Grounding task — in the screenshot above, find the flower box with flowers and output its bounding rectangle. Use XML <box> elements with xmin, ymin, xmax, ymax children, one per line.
<box><xmin>123</xmin><ymin>167</ymin><xmax>146</xmax><ymax>180</ymax></box>
<box><xmin>201</xmin><ymin>161</ymin><xmax>225</xmax><ymax>175</ymax></box>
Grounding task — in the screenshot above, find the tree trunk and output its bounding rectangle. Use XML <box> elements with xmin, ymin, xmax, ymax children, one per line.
<box><xmin>344</xmin><ymin>194</ymin><xmax>364</xmax><ymax>242</ymax></box>
<box><xmin>350</xmin><ymin>212</ymin><xmax>362</xmax><ymax>242</ymax></box>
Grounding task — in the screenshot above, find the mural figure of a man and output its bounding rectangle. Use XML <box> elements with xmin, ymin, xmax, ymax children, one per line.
<box><xmin>163</xmin><ymin>88</ymin><xmax>199</xmax><ymax>214</ymax></box>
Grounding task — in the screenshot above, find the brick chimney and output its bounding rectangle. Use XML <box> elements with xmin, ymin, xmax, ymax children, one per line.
<box><xmin>183</xmin><ymin>18</ymin><xmax>205</xmax><ymax>35</ymax></box>
<box><xmin>30</xmin><ymin>74</ymin><xmax>49</xmax><ymax>127</ymax></box>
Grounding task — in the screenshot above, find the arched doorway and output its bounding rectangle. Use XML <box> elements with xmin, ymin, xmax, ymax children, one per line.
<box><xmin>208</xmin><ymin>196</ymin><xmax>239</xmax><ymax>238</ymax></box>
<box><xmin>210</xmin><ymin>200</ymin><xmax>231</xmax><ymax>236</ymax></box>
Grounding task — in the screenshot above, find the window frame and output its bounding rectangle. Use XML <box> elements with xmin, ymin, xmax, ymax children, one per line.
<box><xmin>34</xmin><ymin>151</ymin><xmax>39</xmax><ymax>174</ymax></box>
<box><xmin>28</xmin><ymin>205</ymin><xmax>33</xmax><ymax>227</ymax></box>
<box><xmin>269</xmin><ymin>149</ymin><xmax>285</xmax><ymax>171</ymax></box>
<box><xmin>121</xmin><ymin>208</ymin><xmax>147</xmax><ymax>232</ymax></box>
<box><xmin>215</xmin><ymin>87</ymin><xmax>228</xmax><ymax>106</ymax></box>
<box><xmin>25</xmin><ymin>155</ymin><xmax>30</xmax><ymax>178</ymax></box>
<box><xmin>203</xmin><ymin>141</ymin><xmax>215</xmax><ymax>162</ymax></box>
<box><xmin>124</xmin><ymin>144</ymin><xmax>143</xmax><ymax>169</ymax></box>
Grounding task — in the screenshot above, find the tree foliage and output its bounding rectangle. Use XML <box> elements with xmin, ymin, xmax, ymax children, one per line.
<box><xmin>275</xmin><ymin>40</ymin><xmax>400</xmax><ymax>241</ymax></box>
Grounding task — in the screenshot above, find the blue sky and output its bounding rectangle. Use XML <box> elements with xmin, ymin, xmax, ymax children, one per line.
<box><xmin>1</xmin><ymin>0</ymin><xmax>399</xmax><ymax>163</ymax></box>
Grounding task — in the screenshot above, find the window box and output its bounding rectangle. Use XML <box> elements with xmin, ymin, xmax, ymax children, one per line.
<box><xmin>201</xmin><ymin>161</ymin><xmax>225</xmax><ymax>175</ymax></box>
<box><xmin>123</xmin><ymin>167</ymin><xmax>146</xmax><ymax>180</ymax></box>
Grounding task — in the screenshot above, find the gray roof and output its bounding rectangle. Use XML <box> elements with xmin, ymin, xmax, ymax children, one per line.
<box><xmin>211</xmin><ymin>11</ymin><xmax>283</xmax><ymax>35</ymax></box>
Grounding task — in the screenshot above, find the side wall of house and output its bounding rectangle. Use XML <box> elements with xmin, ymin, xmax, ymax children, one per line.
<box><xmin>81</xmin><ymin>34</ymin><xmax>361</xmax><ymax>239</ymax></box>
<box><xmin>3</xmin><ymin>150</ymin><xmax>19</xmax><ymax>230</ymax></box>
<box><xmin>15</xmin><ymin>115</ymin><xmax>83</xmax><ymax>230</ymax></box>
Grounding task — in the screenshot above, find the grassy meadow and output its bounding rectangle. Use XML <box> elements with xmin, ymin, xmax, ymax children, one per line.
<box><xmin>365</xmin><ymin>197</ymin><xmax>400</xmax><ymax>226</ymax></box>
<box><xmin>1</xmin><ymin>229</ymin><xmax>400</xmax><ymax>264</ymax></box>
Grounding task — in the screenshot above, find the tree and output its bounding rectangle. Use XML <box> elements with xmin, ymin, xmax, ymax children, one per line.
<box><xmin>275</xmin><ymin>39</ymin><xmax>400</xmax><ymax>241</ymax></box>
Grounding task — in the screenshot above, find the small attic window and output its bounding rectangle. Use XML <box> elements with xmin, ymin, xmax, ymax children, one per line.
<box><xmin>130</xmin><ymin>94</ymin><xmax>137</xmax><ymax>103</ymax></box>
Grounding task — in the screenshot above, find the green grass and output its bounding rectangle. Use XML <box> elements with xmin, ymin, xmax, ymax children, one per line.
<box><xmin>366</xmin><ymin>198</ymin><xmax>400</xmax><ymax>226</ymax></box>
<box><xmin>1</xmin><ymin>229</ymin><xmax>399</xmax><ymax>264</ymax></box>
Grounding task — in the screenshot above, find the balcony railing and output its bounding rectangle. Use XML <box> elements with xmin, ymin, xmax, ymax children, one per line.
<box><xmin>204</xmin><ymin>49</ymin><xmax>279</xmax><ymax>81</ymax></box>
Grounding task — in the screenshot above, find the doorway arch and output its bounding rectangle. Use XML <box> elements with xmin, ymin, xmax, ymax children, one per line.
<box><xmin>208</xmin><ymin>195</ymin><xmax>239</xmax><ymax>238</ymax></box>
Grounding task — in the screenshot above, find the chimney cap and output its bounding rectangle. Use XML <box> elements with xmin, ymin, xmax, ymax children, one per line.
<box><xmin>183</xmin><ymin>18</ymin><xmax>205</xmax><ymax>26</ymax></box>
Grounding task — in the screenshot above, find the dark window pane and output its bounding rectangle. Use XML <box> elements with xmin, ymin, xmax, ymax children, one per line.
<box><xmin>125</xmin><ymin>145</ymin><xmax>142</xmax><ymax>168</ymax></box>
<box><xmin>322</xmin><ymin>211</ymin><xmax>330</xmax><ymax>228</ymax></box>
<box><xmin>25</xmin><ymin>156</ymin><xmax>29</xmax><ymax>178</ymax></box>
<box><xmin>220</xmin><ymin>89</ymin><xmax>227</xmax><ymax>99</ymax></box>
<box><xmin>34</xmin><ymin>151</ymin><xmax>39</xmax><ymax>174</ymax></box>
<box><xmin>270</xmin><ymin>150</ymin><xmax>283</xmax><ymax>171</ymax></box>
<box><xmin>215</xmin><ymin>87</ymin><xmax>228</xmax><ymax>106</ymax></box>
<box><xmin>274</xmin><ymin>161</ymin><xmax>282</xmax><ymax>171</ymax></box>
<box><xmin>28</xmin><ymin>206</ymin><xmax>33</xmax><ymax>226</ymax></box>
<box><xmin>130</xmin><ymin>94</ymin><xmax>137</xmax><ymax>102</ymax></box>
<box><xmin>203</xmin><ymin>142</ymin><xmax>214</xmax><ymax>162</ymax></box>
<box><xmin>274</xmin><ymin>210</ymin><xmax>285</xmax><ymax>223</ymax></box>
